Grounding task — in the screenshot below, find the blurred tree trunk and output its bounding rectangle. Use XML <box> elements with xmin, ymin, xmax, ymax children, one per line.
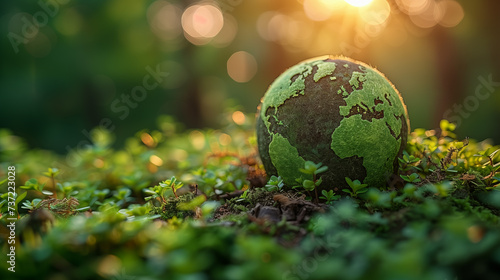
<box><xmin>483</xmin><ymin>0</ymin><xmax>500</xmax><ymax>80</ymax></box>
<box><xmin>431</xmin><ymin>26</ymin><xmax>464</xmax><ymax>128</ymax></box>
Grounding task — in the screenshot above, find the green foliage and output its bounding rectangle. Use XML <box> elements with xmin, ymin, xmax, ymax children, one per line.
<box><xmin>294</xmin><ymin>161</ymin><xmax>328</xmax><ymax>202</ymax></box>
<box><xmin>145</xmin><ymin>176</ymin><xmax>183</xmax><ymax>202</ymax></box>
<box><xmin>264</xmin><ymin>175</ymin><xmax>284</xmax><ymax>192</ymax></box>
<box><xmin>400</xmin><ymin>172</ymin><xmax>422</xmax><ymax>183</ymax></box>
<box><xmin>1</xmin><ymin>115</ymin><xmax>500</xmax><ymax>279</ymax></box>
<box><xmin>320</xmin><ymin>189</ymin><xmax>340</xmax><ymax>204</ymax></box>
<box><xmin>343</xmin><ymin>177</ymin><xmax>368</xmax><ymax>197</ymax></box>
<box><xmin>299</xmin><ymin>161</ymin><xmax>329</xmax><ymax>176</ymax></box>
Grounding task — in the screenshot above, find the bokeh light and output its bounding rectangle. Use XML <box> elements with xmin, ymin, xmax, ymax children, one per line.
<box><xmin>256</xmin><ymin>12</ymin><xmax>287</xmax><ymax>42</ymax></box>
<box><xmin>396</xmin><ymin>0</ymin><xmax>464</xmax><ymax>29</ymax></box>
<box><xmin>231</xmin><ymin>111</ymin><xmax>246</xmax><ymax>125</ymax></box>
<box><xmin>303</xmin><ymin>0</ymin><xmax>340</xmax><ymax>21</ymax></box>
<box><xmin>171</xmin><ymin>149</ymin><xmax>188</xmax><ymax>162</ymax></box>
<box><xmin>438</xmin><ymin>0</ymin><xmax>464</xmax><ymax>28</ymax></box>
<box><xmin>189</xmin><ymin>130</ymin><xmax>206</xmax><ymax>150</ymax></box>
<box><xmin>147</xmin><ymin>1</ymin><xmax>182</xmax><ymax>41</ymax></box>
<box><xmin>218</xmin><ymin>133</ymin><xmax>232</xmax><ymax>146</ymax></box>
<box><xmin>396</xmin><ymin>0</ymin><xmax>430</xmax><ymax>15</ymax></box>
<box><xmin>227</xmin><ymin>51</ymin><xmax>258</xmax><ymax>83</ymax></box>
<box><xmin>181</xmin><ymin>3</ymin><xmax>224</xmax><ymax>45</ymax></box>
<box><xmin>149</xmin><ymin>155</ymin><xmax>163</xmax><ymax>166</ymax></box>
<box><xmin>358</xmin><ymin>0</ymin><xmax>391</xmax><ymax>26</ymax></box>
<box><xmin>212</xmin><ymin>14</ymin><xmax>238</xmax><ymax>48</ymax></box>
<box><xmin>345</xmin><ymin>0</ymin><xmax>373</xmax><ymax>7</ymax></box>
<box><xmin>140</xmin><ymin>132</ymin><xmax>155</xmax><ymax>148</ymax></box>
<box><xmin>409</xmin><ymin>0</ymin><xmax>443</xmax><ymax>28</ymax></box>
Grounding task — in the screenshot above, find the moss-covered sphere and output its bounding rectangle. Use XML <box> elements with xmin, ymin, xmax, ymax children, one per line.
<box><xmin>256</xmin><ymin>56</ymin><xmax>410</xmax><ymax>191</ymax></box>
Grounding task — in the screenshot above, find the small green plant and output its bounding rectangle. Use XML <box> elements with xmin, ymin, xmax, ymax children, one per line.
<box><xmin>473</xmin><ymin>148</ymin><xmax>500</xmax><ymax>189</ymax></box>
<box><xmin>294</xmin><ymin>161</ymin><xmax>328</xmax><ymax>203</ymax></box>
<box><xmin>320</xmin><ymin>189</ymin><xmax>340</xmax><ymax>204</ymax></box>
<box><xmin>20</xmin><ymin>178</ymin><xmax>52</xmax><ymax>196</ymax></box>
<box><xmin>21</xmin><ymin>198</ymin><xmax>43</xmax><ymax>210</ymax></box>
<box><xmin>399</xmin><ymin>151</ymin><xmax>421</xmax><ymax>172</ymax></box>
<box><xmin>112</xmin><ymin>187</ymin><xmax>134</xmax><ymax>207</ymax></box>
<box><xmin>144</xmin><ymin>176</ymin><xmax>184</xmax><ymax>203</ymax></box>
<box><xmin>43</xmin><ymin>167</ymin><xmax>60</xmax><ymax>198</ymax></box>
<box><xmin>2</xmin><ymin>115</ymin><xmax>500</xmax><ymax>279</ymax></box>
<box><xmin>343</xmin><ymin>177</ymin><xmax>368</xmax><ymax>198</ymax></box>
<box><xmin>400</xmin><ymin>173</ymin><xmax>422</xmax><ymax>183</ymax></box>
<box><xmin>264</xmin><ymin>175</ymin><xmax>284</xmax><ymax>192</ymax></box>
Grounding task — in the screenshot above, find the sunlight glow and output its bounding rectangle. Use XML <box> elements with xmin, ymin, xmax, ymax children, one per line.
<box><xmin>303</xmin><ymin>0</ymin><xmax>339</xmax><ymax>21</ymax></box>
<box><xmin>344</xmin><ymin>0</ymin><xmax>373</xmax><ymax>7</ymax></box>
<box><xmin>358</xmin><ymin>0</ymin><xmax>391</xmax><ymax>26</ymax></box>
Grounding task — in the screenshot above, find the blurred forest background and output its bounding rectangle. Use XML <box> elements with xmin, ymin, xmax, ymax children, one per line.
<box><xmin>0</xmin><ymin>0</ymin><xmax>499</xmax><ymax>154</ymax></box>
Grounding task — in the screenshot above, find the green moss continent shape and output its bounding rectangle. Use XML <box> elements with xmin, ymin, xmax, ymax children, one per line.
<box><xmin>256</xmin><ymin>55</ymin><xmax>409</xmax><ymax>190</ymax></box>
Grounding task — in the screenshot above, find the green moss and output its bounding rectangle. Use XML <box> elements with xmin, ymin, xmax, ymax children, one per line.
<box><xmin>260</xmin><ymin>63</ymin><xmax>311</xmax><ymax>128</ymax></box>
<box><xmin>153</xmin><ymin>193</ymin><xmax>195</xmax><ymax>220</ymax></box>
<box><xmin>339</xmin><ymin>68</ymin><xmax>407</xmax><ymax>137</ymax></box>
<box><xmin>260</xmin><ymin>57</ymin><xmax>332</xmax><ymax>130</ymax></box>
<box><xmin>348</xmin><ymin>71</ymin><xmax>366</xmax><ymax>89</ymax></box>
<box><xmin>331</xmin><ymin>115</ymin><xmax>399</xmax><ymax>186</ymax></box>
<box><xmin>314</xmin><ymin>61</ymin><xmax>336</xmax><ymax>82</ymax></box>
<box><xmin>269</xmin><ymin>133</ymin><xmax>308</xmax><ymax>186</ymax></box>
<box><xmin>257</xmin><ymin>56</ymin><xmax>409</xmax><ymax>190</ymax></box>
<box><xmin>331</xmin><ymin>67</ymin><xmax>408</xmax><ymax>186</ymax></box>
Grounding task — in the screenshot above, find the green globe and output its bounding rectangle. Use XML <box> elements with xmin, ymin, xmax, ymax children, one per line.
<box><xmin>256</xmin><ymin>56</ymin><xmax>410</xmax><ymax>192</ymax></box>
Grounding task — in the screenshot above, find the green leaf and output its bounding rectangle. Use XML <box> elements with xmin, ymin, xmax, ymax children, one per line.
<box><xmin>43</xmin><ymin>167</ymin><xmax>60</xmax><ymax>178</ymax></box>
<box><xmin>178</xmin><ymin>195</ymin><xmax>207</xmax><ymax>211</ymax></box>
<box><xmin>345</xmin><ymin>177</ymin><xmax>354</xmax><ymax>187</ymax></box>
<box><xmin>20</xmin><ymin>178</ymin><xmax>40</xmax><ymax>190</ymax></box>
<box><xmin>42</xmin><ymin>190</ymin><xmax>54</xmax><ymax>196</ymax></box>
<box><xmin>356</xmin><ymin>189</ymin><xmax>368</xmax><ymax>194</ymax></box>
<box><xmin>315</xmin><ymin>177</ymin><xmax>323</xmax><ymax>186</ymax></box>
<box><xmin>440</xmin><ymin>119</ymin><xmax>456</xmax><ymax>132</ymax></box>
<box><xmin>201</xmin><ymin>201</ymin><xmax>220</xmax><ymax>217</ymax></box>
<box><xmin>315</xmin><ymin>165</ymin><xmax>328</xmax><ymax>175</ymax></box>
<box><xmin>342</xmin><ymin>189</ymin><xmax>353</xmax><ymax>195</ymax></box>
<box><xmin>15</xmin><ymin>191</ymin><xmax>27</xmax><ymax>206</ymax></box>
<box><xmin>303</xmin><ymin>180</ymin><xmax>315</xmax><ymax>191</ymax></box>
<box><xmin>489</xmin><ymin>149</ymin><xmax>500</xmax><ymax>159</ymax></box>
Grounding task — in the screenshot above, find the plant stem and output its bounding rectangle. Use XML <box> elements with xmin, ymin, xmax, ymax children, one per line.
<box><xmin>51</xmin><ymin>175</ymin><xmax>57</xmax><ymax>199</ymax></box>
<box><xmin>313</xmin><ymin>174</ymin><xmax>319</xmax><ymax>204</ymax></box>
<box><xmin>314</xmin><ymin>187</ymin><xmax>319</xmax><ymax>204</ymax></box>
<box><xmin>172</xmin><ymin>185</ymin><xmax>179</xmax><ymax>198</ymax></box>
